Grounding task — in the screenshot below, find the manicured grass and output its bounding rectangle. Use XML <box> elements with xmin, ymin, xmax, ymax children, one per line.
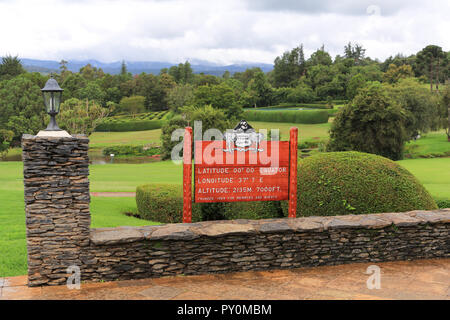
<box><xmin>251</xmin><ymin>121</ymin><xmax>331</xmax><ymax>143</ymax></box>
<box><xmin>397</xmin><ymin>157</ymin><xmax>450</xmax><ymax>201</ymax></box>
<box><xmin>89</xmin><ymin>129</ymin><xmax>162</xmax><ymax>149</ymax></box>
<box><xmin>404</xmin><ymin>131</ymin><xmax>450</xmax><ymax>158</ymax></box>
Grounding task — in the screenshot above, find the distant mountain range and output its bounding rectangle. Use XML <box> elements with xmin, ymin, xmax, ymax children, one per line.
<box><xmin>21</xmin><ymin>58</ymin><xmax>273</xmax><ymax>76</ymax></box>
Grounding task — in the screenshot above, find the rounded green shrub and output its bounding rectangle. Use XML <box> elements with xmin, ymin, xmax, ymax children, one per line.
<box><xmin>136</xmin><ymin>184</ymin><xmax>283</xmax><ymax>223</ymax></box>
<box><xmin>222</xmin><ymin>201</ymin><xmax>283</xmax><ymax>220</ymax></box>
<box><xmin>136</xmin><ymin>184</ymin><xmax>202</xmax><ymax>223</ymax></box>
<box><xmin>282</xmin><ymin>151</ymin><xmax>437</xmax><ymax>217</ymax></box>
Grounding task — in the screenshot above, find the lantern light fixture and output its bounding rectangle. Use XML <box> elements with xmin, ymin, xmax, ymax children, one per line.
<box><xmin>41</xmin><ymin>75</ymin><xmax>64</xmax><ymax>131</ymax></box>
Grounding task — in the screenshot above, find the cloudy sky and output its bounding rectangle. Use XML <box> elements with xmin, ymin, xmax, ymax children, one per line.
<box><xmin>0</xmin><ymin>0</ymin><xmax>448</xmax><ymax>64</ymax></box>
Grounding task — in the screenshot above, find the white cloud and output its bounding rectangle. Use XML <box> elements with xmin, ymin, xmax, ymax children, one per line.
<box><xmin>0</xmin><ymin>0</ymin><xmax>448</xmax><ymax>64</ymax></box>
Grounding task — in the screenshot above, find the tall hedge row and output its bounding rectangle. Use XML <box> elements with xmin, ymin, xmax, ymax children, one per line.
<box><xmin>244</xmin><ymin>109</ymin><xmax>329</xmax><ymax>124</ymax></box>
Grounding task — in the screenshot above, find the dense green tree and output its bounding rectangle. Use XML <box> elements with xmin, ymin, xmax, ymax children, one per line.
<box><xmin>272</xmin><ymin>45</ymin><xmax>306</xmax><ymax>87</ymax></box>
<box><xmin>286</xmin><ymin>83</ymin><xmax>316</xmax><ymax>103</ymax></box>
<box><xmin>58</xmin><ymin>98</ymin><xmax>109</xmax><ymax>135</ymax></box>
<box><xmin>247</xmin><ymin>71</ymin><xmax>273</xmax><ymax>107</ymax></box>
<box><xmin>0</xmin><ymin>129</ymin><xmax>14</xmax><ymax>159</ymax></box>
<box><xmin>0</xmin><ymin>75</ymin><xmax>46</xmax><ymax>142</ymax></box>
<box><xmin>344</xmin><ymin>42</ymin><xmax>366</xmax><ymax>66</ymax></box>
<box><xmin>416</xmin><ymin>45</ymin><xmax>447</xmax><ymax>92</ymax></box>
<box><xmin>346</xmin><ymin>73</ymin><xmax>366</xmax><ymax>99</ymax></box>
<box><xmin>307</xmin><ymin>47</ymin><xmax>332</xmax><ymax>67</ymax></box>
<box><xmin>0</xmin><ymin>55</ymin><xmax>25</xmax><ymax>81</ymax></box>
<box><xmin>168</xmin><ymin>61</ymin><xmax>194</xmax><ymax>84</ymax></box>
<box><xmin>78</xmin><ymin>81</ymin><xmax>106</xmax><ymax>105</ymax></box>
<box><xmin>385</xmin><ymin>78</ymin><xmax>440</xmax><ymax>138</ymax></box>
<box><xmin>193</xmin><ymin>83</ymin><xmax>236</xmax><ymax>109</ymax></box>
<box><xmin>61</xmin><ymin>73</ymin><xmax>87</xmax><ymax>101</ymax></box>
<box><xmin>383</xmin><ymin>64</ymin><xmax>415</xmax><ymax>84</ymax></box>
<box><xmin>167</xmin><ymin>84</ymin><xmax>194</xmax><ymax>113</ymax></box>
<box><xmin>194</xmin><ymin>73</ymin><xmax>221</xmax><ymax>87</ymax></box>
<box><xmin>328</xmin><ymin>83</ymin><xmax>408</xmax><ymax>160</ymax></box>
<box><xmin>232</xmin><ymin>67</ymin><xmax>263</xmax><ymax>89</ymax></box>
<box><xmin>438</xmin><ymin>85</ymin><xmax>450</xmax><ymax>141</ymax></box>
<box><xmin>117</xmin><ymin>95</ymin><xmax>146</xmax><ymax>117</ymax></box>
<box><xmin>79</xmin><ymin>63</ymin><xmax>104</xmax><ymax>81</ymax></box>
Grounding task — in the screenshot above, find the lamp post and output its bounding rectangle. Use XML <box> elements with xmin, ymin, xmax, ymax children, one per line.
<box><xmin>41</xmin><ymin>75</ymin><xmax>63</xmax><ymax>131</ymax></box>
<box><xmin>37</xmin><ymin>75</ymin><xmax>71</xmax><ymax>137</ymax></box>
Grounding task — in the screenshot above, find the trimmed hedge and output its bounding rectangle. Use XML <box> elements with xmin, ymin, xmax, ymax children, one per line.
<box><xmin>244</xmin><ymin>109</ymin><xmax>329</xmax><ymax>124</ymax></box>
<box><xmin>262</xmin><ymin>103</ymin><xmax>331</xmax><ymax>109</ymax></box>
<box><xmin>136</xmin><ymin>184</ymin><xmax>202</xmax><ymax>223</ymax></box>
<box><xmin>95</xmin><ymin>119</ymin><xmax>163</xmax><ymax>132</ymax></box>
<box><xmin>135</xmin><ymin>184</ymin><xmax>282</xmax><ymax>223</ymax></box>
<box><xmin>281</xmin><ymin>151</ymin><xmax>438</xmax><ymax>217</ymax></box>
<box><xmin>436</xmin><ymin>199</ymin><xmax>450</xmax><ymax>209</ymax></box>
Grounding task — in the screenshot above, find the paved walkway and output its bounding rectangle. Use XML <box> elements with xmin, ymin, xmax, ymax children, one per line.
<box><xmin>1</xmin><ymin>259</ymin><xmax>449</xmax><ymax>300</ymax></box>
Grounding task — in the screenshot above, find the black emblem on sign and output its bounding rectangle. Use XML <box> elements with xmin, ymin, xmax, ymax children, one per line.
<box><xmin>224</xmin><ymin>120</ymin><xmax>264</xmax><ymax>152</ymax></box>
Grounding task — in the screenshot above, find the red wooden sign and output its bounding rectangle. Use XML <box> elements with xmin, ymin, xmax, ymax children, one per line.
<box><xmin>194</xmin><ymin>141</ymin><xmax>290</xmax><ymax>203</ymax></box>
<box><xmin>183</xmin><ymin>125</ymin><xmax>298</xmax><ymax>223</ymax></box>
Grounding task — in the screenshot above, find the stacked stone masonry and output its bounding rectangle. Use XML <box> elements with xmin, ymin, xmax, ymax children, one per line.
<box><xmin>22</xmin><ymin>135</ymin><xmax>450</xmax><ymax>287</ymax></box>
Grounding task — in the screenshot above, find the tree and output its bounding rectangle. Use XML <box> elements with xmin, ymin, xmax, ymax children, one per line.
<box><xmin>286</xmin><ymin>83</ymin><xmax>316</xmax><ymax>103</ymax></box>
<box><xmin>61</xmin><ymin>73</ymin><xmax>87</xmax><ymax>101</ymax></box>
<box><xmin>416</xmin><ymin>45</ymin><xmax>446</xmax><ymax>92</ymax></box>
<box><xmin>58</xmin><ymin>98</ymin><xmax>109</xmax><ymax>135</ymax></box>
<box><xmin>59</xmin><ymin>60</ymin><xmax>70</xmax><ymax>82</ymax></box>
<box><xmin>385</xmin><ymin>78</ymin><xmax>440</xmax><ymax>138</ymax></box>
<box><xmin>328</xmin><ymin>83</ymin><xmax>408</xmax><ymax>160</ymax></box>
<box><xmin>272</xmin><ymin>45</ymin><xmax>306</xmax><ymax>87</ymax></box>
<box><xmin>0</xmin><ymin>55</ymin><xmax>25</xmax><ymax>81</ymax></box>
<box><xmin>0</xmin><ymin>75</ymin><xmax>46</xmax><ymax>142</ymax></box>
<box><xmin>118</xmin><ymin>95</ymin><xmax>146</xmax><ymax>117</ymax></box>
<box><xmin>307</xmin><ymin>47</ymin><xmax>332</xmax><ymax>67</ymax></box>
<box><xmin>439</xmin><ymin>85</ymin><xmax>450</xmax><ymax>141</ymax></box>
<box><xmin>167</xmin><ymin>84</ymin><xmax>194</xmax><ymax>113</ymax></box>
<box><xmin>78</xmin><ymin>81</ymin><xmax>106</xmax><ymax>105</ymax></box>
<box><xmin>168</xmin><ymin>61</ymin><xmax>194</xmax><ymax>84</ymax></box>
<box><xmin>383</xmin><ymin>64</ymin><xmax>414</xmax><ymax>83</ymax></box>
<box><xmin>0</xmin><ymin>129</ymin><xmax>14</xmax><ymax>159</ymax></box>
<box><xmin>346</xmin><ymin>73</ymin><xmax>366</xmax><ymax>99</ymax></box>
<box><xmin>344</xmin><ymin>42</ymin><xmax>366</xmax><ymax>66</ymax></box>
<box><xmin>120</xmin><ymin>60</ymin><xmax>128</xmax><ymax>76</ymax></box>
<box><xmin>193</xmin><ymin>83</ymin><xmax>236</xmax><ymax>110</ymax></box>
<box><xmin>247</xmin><ymin>71</ymin><xmax>273</xmax><ymax>107</ymax></box>
<box><xmin>160</xmin><ymin>105</ymin><xmax>231</xmax><ymax>160</ymax></box>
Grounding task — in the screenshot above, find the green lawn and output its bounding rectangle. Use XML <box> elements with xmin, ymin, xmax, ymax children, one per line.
<box><xmin>404</xmin><ymin>131</ymin><xmax>450</xmax><ymax>158</ymax></box>
<box><xmin>252</xmin><ymin>121</ymin><xmax>331</xmax><ymax>142</ymax></box>
<box><xmin>397</xmin><ymin>157</ymin><xmax>450</xmax><ymax>201</ymax></box>
<box><xmin>89</xmin><ymin>129</ymin><xmax>162</xmax><ymax>149</ymax></box>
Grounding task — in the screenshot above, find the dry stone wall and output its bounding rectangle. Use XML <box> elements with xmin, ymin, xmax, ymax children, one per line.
<box><xmin>22</xmin><ymin>135</ymin><xmax>450</xmax><ymax>287</ymax></box>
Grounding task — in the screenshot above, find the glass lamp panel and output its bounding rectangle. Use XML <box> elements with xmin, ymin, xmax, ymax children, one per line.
<box><xmin>54</xmin><ymin>91</ymin><xmax>62</xmax><ymax>113</ymax></box>
<box><xmin>43</xmin><ymin>92</ymin><xmax>52</xmax><ymax>113</ymax></box>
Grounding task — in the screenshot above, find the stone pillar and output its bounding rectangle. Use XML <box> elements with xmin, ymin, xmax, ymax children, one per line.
<box><xmin>22</xmin><ymin>134</ymin><xmax>90</xmax><ymax>286</ymax></box>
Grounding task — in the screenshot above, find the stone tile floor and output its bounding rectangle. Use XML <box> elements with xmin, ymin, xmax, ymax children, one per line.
<box><xmin>1</xmin><ymin>259</ymin><xmax>449</xmax><ymax>300</ymax></box>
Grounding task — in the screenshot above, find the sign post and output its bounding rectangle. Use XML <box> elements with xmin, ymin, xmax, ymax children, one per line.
<box><xmin>288</xmin><ymin>127</ymin><xmax>298</xmax><ymax>218</ymax></box>
<box><xmin>182</xmin><ymin>121</ymin><xmax>298</xmax><ymax>223</ymax></box>
<box><xmin>183</xmin><ymin>127</ymin><xmax>193</xmax><ymax>223</ymax></box>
